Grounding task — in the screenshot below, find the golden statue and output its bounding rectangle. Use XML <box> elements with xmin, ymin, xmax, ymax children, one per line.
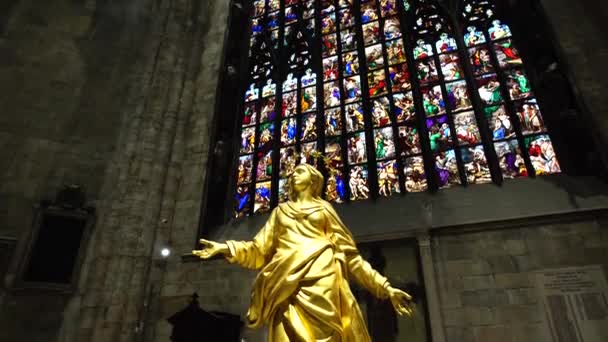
<box><xmin>193</xmin><ymin>164</ymin><xmax>413</xmax><ymax>341</ymax></box>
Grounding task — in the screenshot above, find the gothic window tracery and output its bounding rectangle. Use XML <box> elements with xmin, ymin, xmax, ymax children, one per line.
<box><xmin>234</xmin><ymin>0</ymin><xmax>561</xmax><ymax>218</ymax></box>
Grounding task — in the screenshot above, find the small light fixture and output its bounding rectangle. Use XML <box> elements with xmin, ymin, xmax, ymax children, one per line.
<box><xmin>161</xmin><ymin>247</ymin><xmax>171</xmax><ymax>258</ymax></box>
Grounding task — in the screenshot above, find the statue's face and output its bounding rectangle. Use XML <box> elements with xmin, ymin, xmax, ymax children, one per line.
<box><xmin>292</xmin><ymin>165</ymin><xmax>312</xmax><ymax>193</ymax></box>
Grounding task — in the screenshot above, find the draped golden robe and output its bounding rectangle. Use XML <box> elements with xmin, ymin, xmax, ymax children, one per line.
<box><xmin>225</xmin><ymin>199</ymin><xmax>391</xmax><ymax>342</ymax></box>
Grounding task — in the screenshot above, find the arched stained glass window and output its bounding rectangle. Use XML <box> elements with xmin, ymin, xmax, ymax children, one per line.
<box><xmin>460</xmin><ymin>0</ymin><xmax>561</xmax><ymax>179</ymax></box>
<box><xmin>234</xmin><ymin>0</ymin><xmax>561</xmax><ymax>218</ymax></box>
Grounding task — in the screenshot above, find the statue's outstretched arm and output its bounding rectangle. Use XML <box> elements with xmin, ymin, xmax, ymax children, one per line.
<box><xmin>193</xmin><ymin>208</ymin><xmax>277</xmax><ymax>269</ymax></box>
<box><xmin>326</xmin><ymin>206</ymin><xmax>413</xmax><ymax>316</ymax></box>
<box><xmin>224</xmin><ymin>207</ymin><xmax>278</xmax><ymax>269</ymax></box>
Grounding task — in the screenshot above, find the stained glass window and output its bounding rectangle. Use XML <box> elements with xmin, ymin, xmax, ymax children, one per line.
<box><xmin>234</xmin><ymin>0</ymin><xmax>561</xmax><ymax>217</ymax></box>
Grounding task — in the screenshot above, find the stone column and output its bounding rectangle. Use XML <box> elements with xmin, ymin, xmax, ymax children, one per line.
<box><xmin>417</xmin><ymin>234</ymin><xmax>446</xmax><ymax>342</ymax></box>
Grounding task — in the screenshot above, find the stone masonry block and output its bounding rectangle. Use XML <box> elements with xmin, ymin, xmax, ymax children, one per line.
<box><xmin>473</xmin><ymin>325</ymin><xmax>511</xmax><ymax>342</ymax></box>
<box><xmin>494</xmin><ymin>273</ymin><xmax>532</xmax><ymax>289</ymax></box>
<box><xmin>461</xmin><ymin>289</ymin><xmax>508</xmax><ymax>307</ymax></box>
<box><xmin>462</xmin><ymin>275</ymin><xmax>495</xmax><ymax>291</ymax></box>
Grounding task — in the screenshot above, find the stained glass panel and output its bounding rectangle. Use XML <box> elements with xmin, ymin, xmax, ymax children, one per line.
<box><xmin>233</xmin><ymin>0</ymin><xmax>561</xmax><ymax>216</ymax></box>
<box><xmin>349</xmin><ymin>165</ymin><xmax>370</xmax><ymax>200</ymax></box>
<box><xmin>526</xmin><ymin>135</ymin><xmax>561</xmax><ymax>175</ymax></box>
<box><xmin>377</xmin><ymin>160</ymin><xmax>400</xmax><ymax>196</ymax></box>
<box><xmin>404</xmin><ymin>156</ymin><xmax>427</xmax><ymax>192</ymax></box>
<box><xmin>434</xmin><ymin>150</ymin><xmax>460</xmax><ymax>189</ymax></box>
<box><xmin>461</xmin><ymin>145</ymin><xmax>492</xmax><ymax>184</ymax></box>
<box><xmin>347</xmin><ymin>132</ymin><xmax>367</xmax><ymax>164</ymax></box>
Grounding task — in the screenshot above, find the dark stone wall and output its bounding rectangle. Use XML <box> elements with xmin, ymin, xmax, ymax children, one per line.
<box><xmin>0</xmin><ymin>1</ymin><xmax>606</xmax><ymax>342</ymax></box>
<box><xmin>435</xmin><ymin>214</ymin><xmax>608</xmax><ymax>342</ymax></box>
<box><xmin>0</xmin><ymin>1</ymin><xmax>157</xmax><ymax>341</ymax></box>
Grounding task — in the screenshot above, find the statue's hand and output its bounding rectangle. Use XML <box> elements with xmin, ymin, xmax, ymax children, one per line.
<box><xmin>387</xmin><ymin>286</ymin><xmax>414</xmax><ymax>316</ymax></box>
<box><xmin>192</xmin><ymin>239</ymin><xmax>229</xmax><ymax>259</ymax></box>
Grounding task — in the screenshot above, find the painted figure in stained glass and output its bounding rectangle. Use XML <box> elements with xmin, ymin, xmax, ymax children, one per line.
<box><xmin>324</xmin><ymin>82</ymin><xmax>341</xmax><ymax>107</ymax></box>
<box><xmin>366</xmin><ymin>44</ymin><xmax>384</xmax><ymax>70</ymax></box>
<box><xmin>268</xmin><ymin>11</ymin><xmax>279</xmax><ymax>30</ymax></box>
<box><xmin>527</xmin><ymin>135</ymin><xmax>561</xmax><ymax>175</ymax></box>
<box><xmin>381</xmin><ymin>0</ymin><xmax>397</xmax><ymax>17</ymax></box>
<box><xmin>283</xmin><ymin>73</ymin><xmax>297</xmax><ymax>92</ymax></box>
<box><xmin>348</xmin><ymin>133</ymin><xmax>367</xmax><ymax>164</ymax></box>
<box><xmin>254</xmin><ymin>182</ymin><xmax>271</xmax><ymax>213</ymax></box>
<box><xmin>280</xmin><ymin>147</ymin><xmax>298</xmax><ymax>177</ymax></box>
<box><xmin>386</xmin><ymin>40</ymin><xmax>406</xmax><ymax>65</ymax></box>
<box><xmin>434</xmin><ymin>150</ymin><xmax>459</xmax><ymax>188</ymax></box>
<box><xmin>243</xmin><ymin>102</ymin><xmax>257</xmax><ymax>127</ymax></box>
<box><xmin>413</xmin><ymin>39</ymin><xmax>433</xmax><ymax>59</ymax></box>
<box><xmin>252</xmin><ymin>0</ymin><xmax>265</xmax><ymax>17</ymax></box>
<box><xmin>301</xmin><ymin>69</ymin><xmax>317</xmax><ymax>87</ymax></box>
<box><xmin>399</xmin><ymin>126</ymin><xmax>421</xmax><ymax>156</ymax></box>
<box><xmin>436</xmin><ymin>33</ymin><xmax>457</xmax><ymax>53</ymax></box>
<box><xmin>301</xmin><ymin>114</ymin><xmax>318</xmax><ymax>142</ymax></box>
<box><xmin>343</xmin><ymin>52</ymin><xmax>359</xmax><ymax>76</ymax></box>
<box><xmin>494</xmin><ymin>140</ymin><xmax>527</xmax><ymax>178</ymax></box>
<box><xmin>516</xmin><ymin>100</ymin><xmax>545</xmax><ymax>135</ymax></box>
<box><xmin>454</xmin><ymin>111</ymin><xmax>480</xmax><ymax>146</ymax></box>
<box><xmin>393</xmin><ymin>92</ymin><xmax>416</xmax><ymax>122</ymax></box>
<box><xmin>350</xmin><ymin>166</ymin><xmax>370</xmax><ymax>200</ymax></box>
<box><xmin>344</xmin><ymin>76</ymin><xmax>362</xmax><ymax>103</ymax></box>
<box><xmin>281</xmin><ymin>118</ymin><xmax>297</xmax><ymax>145</ymax></box>
<box><xmin>340</xmin><ymin>8</ymin><xmax>355</xmax><ymax>28</ymax></box>
<box><xmin>361</xmin><ymin>3</ymin><xmax>378</xmax><ymax>23</ymax></box>
<box><xmin>378</xmin><ymin>160</ymin><xmax>399</xmax><ymax>196</ymax></box>
<box><xmin>341</xmin><ymin>29</ymin><xmax>358</xmax><ymax>51</ymax></box>
<box><xmin>445</xmin><ymin>81</ymin><xmax>472</xmax><ymax>111</ymax></box>
<box><xmin>241</xmin><ymin>127</ymin><xmax>256</xmax><ymax>154</ymax></box>
<box><xmin>300</xmin><ymin>142</ymin><xmax>318</xmax><ymax>165</ymax></box>
<box><xmin>324</xmin><ymin>57</ymin><xmax>339</xmax><ymax>80</ymax></box>
<box><xmin>363</xmin><ymin>22</ymin><xmax>380</xmax><ymax>45</ymax></box>
<box><xmin>322</xmin><ymin>13</ymin><xmax>337</xmax><ymax>35</ymax></box>
<box><xmin>494</xmin><ymin>39</ymin><xmax>521</xmax><ymax>67</ymax></box>
<box><xmin>461</xmin><ymin>146</ymin><xmax>491</xmax><ymax>184</ymax></box>
<box><xmin>235</xmin><ymin>186</ymin><xmax>250</xmax><ymax>217</ymax></box>
<box><xmin>252</xmin><ymin>18</ymin><xmax>263</xmax><ymax>35</ymax></box>
<box><xmin>486</xmin><ymin>105</ymin><xmax>513</xmax><ymax>140</ymax></box>
<box><xmin>326</xmin><ymin>171</ymin><xmax>346</xmax><ymax>202</ymax></box>
<box><xmin>389</xmin><ymin>64</ymin><xmax>411</xmax><ymax>92</ymax></box>
<box><xmin>440</xmin><ymin>54</ymin><xmax>463</xmax><ymax>81</ymax></box>
<box><xmin>427</xmin><ymin>116</ymin><xmax>451</xmax><ymax>152</ymax></box>
<box><xmin>258</xmin><ymin>123</ymin><xmax>275</xmax><ymax>150</ymax></box>
<box><xmin>257</xmin><ymin>151</ymin><xmax>273</xmax><ymax>181</ymax></box>
<box><xmin>261</xmin><ymin>98</ymin><xmax>276</xmax><ymax>122</ymax></box>
<box><xmin>246</xmin><ymin>83</ymin><xmax>259</xmax><ymax>102</ymax></box>
<box><xmin>506</xmin><ymin>69</ymin><xmax>532</xmax><ymax>100</ymax></box>
<box><xmin>416</xmin><ymin>59</ymin><xmax>438</xmax><ymax>84</ymax></box>
<box><xmin>301</xmin><ymin>87</ymin><xmax>317</xmax><ymax>112</ymax></box>
<box><xmin>464</xmin><ymin>26</ymin><xmax>486</xmax><ymax>47</ymax></box>
<box><xmin>375</xmin><ymin>127</ymin><xmax>396</xmax><ymax>160</ymax></box>
<box><xmin>372</xmin><ymin>97</ymin><xmax>391</xmax><ymax>127</ymax></box>
<box><xmin>325</xmin><ymin>108</ymin><xmax>342</xmax><ymax>136</ymax></box>
<box><xmin>477</xmin><ymin>74</ymin><xmax>502</xmax><ymax>105</ymax></box>
<box><xmin>238</xmin><ymin>155</ymin><xmax>254</xmax><ymax>184</ymax></box>
<box><xmin>368</xmin><ymin>71</ymin><xmax>387</xmax><ymax>97</ymax></box>
<box><xmin>384</xmin><ymin>18</ymin><xmax>402</xmax><ymax>40</ymax></box>
<box><xmin>404</xmin><ymin>157</ymin><xmax>427</xmax><ymax>192</ymax></box>
<box><xmin>269</xmin><ymin>0</ymin><xmax>279</xmax><ymax>11</ymax></box>
<box><xmin>345</xmin><ymin>103</ymin><xmax>365</xmax><ymax>132</ymax></box>
<box><xmin>469</xmin><ymin>46</ymin><xmax>493</xmax><ymax>75</ymax></box>
<box><xmin>322</xmin><ymin>34</ymin><xmax>337</xmax><ymax>56</ymax></box>
<box><xmin>488</xmin><ymin>20</ymin><xmax>511</xmax><ymax>40</ymax></box>
<box><xmin>282</xmin><ymin>92</ymin><xmax>297</xmax><ymax>117</ymax></box>
<box><xmin>422</xmin><ymin>86</ymin><xmax>445</xmax><ymax>117</ymax></box>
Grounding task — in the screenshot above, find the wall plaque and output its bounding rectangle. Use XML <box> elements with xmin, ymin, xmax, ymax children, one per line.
<box><xmin>535</xmin><ymin>266</ymin><xmax>608</xmax><ymax>342</ymax></box>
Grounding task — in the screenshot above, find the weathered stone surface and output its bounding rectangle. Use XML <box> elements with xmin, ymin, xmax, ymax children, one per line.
<box><xmin>1</xmin><ymin>1</ymin><xmax>608</xmax><ymax>342</ymax></box>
